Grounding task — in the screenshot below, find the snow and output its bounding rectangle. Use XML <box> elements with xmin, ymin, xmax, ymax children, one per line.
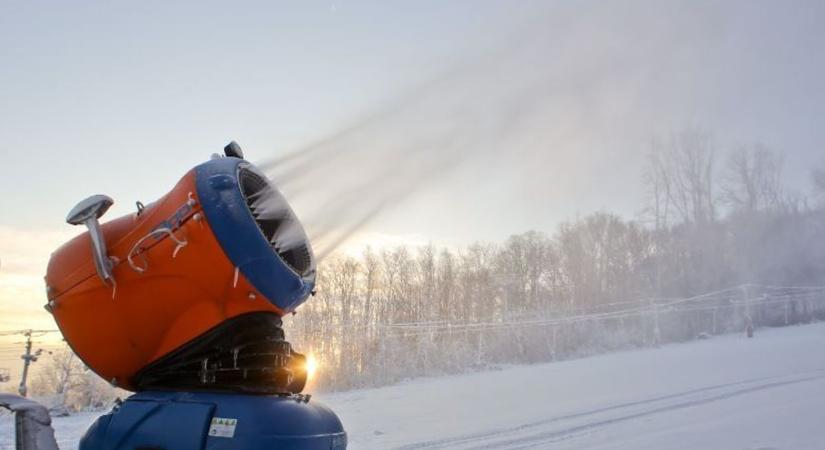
<box><xmin>3</xmin><ymin>323</ymin><xmax>824</xmax><ymax>449</ymax></box>
<box><xmin>332</xmin><ymin>323</ymin><xmax>825</xmax><ymax>449</ymax></box>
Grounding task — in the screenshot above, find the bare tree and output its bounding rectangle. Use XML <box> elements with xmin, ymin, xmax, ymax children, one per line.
<box><xmin>645</xmin><ymin>131</ymin><xmax>718</xmax><ymax>226</ymax></box>
<box><xmin>723</xmin><ymin>144</ymin><xmax>785</xmax><ymax>214</ymax></box>
<box><xmin>643</xmin><ymin>145</ymin><xmax>673</xmax><ymax>230</ymax></box>
<box><xmin>30</xmin><ymin>349</ymin><xmax>83</xmax><ymax>407</ymax></box>
<box><xmin>27</xmin><ymin>348</ymin><xmax>119</xmax><ymax>412</ymax></box>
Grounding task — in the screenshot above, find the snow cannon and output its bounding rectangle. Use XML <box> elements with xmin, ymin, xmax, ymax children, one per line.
<box><xmin>45</xmin><ymin>142</ymin><xmax>316</xmax><ymax>392</ymax></box>
<box><xmin>43</xmin><ymin>142</ymin><xmax>346</xmax><ymax>450</ymax></box>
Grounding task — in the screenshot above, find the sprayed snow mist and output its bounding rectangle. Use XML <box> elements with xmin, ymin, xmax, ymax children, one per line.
<box><xmin>255</xmin><ymin>1</ymin><xmax>825</xmax><ymax>259</ymax></box>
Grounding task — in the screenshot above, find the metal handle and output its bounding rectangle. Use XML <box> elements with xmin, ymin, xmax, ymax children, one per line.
<box><xmin>66</xmin><ymin>195</ymin><xmax>115</xmax><ymax>284</ymax></box>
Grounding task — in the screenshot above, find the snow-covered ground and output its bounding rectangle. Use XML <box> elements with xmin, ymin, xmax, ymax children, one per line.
<box><xmin>3</xmin><ymin>323</ymin><xmax>824</xmax><ymax>449</ymax></box>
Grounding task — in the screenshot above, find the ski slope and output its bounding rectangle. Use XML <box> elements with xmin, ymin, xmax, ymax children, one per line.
<box><xmin>3</xmin><ymin>323</ymin><xmax>825</xmax><ymax>449</ymax></box>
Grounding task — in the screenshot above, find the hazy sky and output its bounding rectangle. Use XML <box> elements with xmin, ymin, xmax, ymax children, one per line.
<box><xmin>1</xmin><ymin>0</ymin><xmax>825</xmax><ymax>334</ymax></box>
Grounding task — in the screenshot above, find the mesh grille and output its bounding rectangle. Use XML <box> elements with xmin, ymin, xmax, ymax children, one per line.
<box><xmin>238</xmin><ymin>167</ymin><xmax>314</xmax><ymax>277</ymax></box>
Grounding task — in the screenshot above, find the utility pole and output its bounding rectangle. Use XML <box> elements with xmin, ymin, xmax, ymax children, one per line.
<box><xmin>649</xmin><ymin>298</ymin><xmax>661</xmax><ymax>347</ymax></box>
<box><xmin>18</xmin><ymin>330</ymin><xmax>43</xmax><ymax>397</ymax></box>
<box><xmin>742</xmin><ymin>285</ymin><xmax>754</xmax><ymax>338</ymax></box>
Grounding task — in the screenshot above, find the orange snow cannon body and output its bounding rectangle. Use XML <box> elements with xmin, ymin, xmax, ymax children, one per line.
<box><xmin>45</xmin><ymin>147</ymin><xmax>316</xmax><ymax>391</ymax></box>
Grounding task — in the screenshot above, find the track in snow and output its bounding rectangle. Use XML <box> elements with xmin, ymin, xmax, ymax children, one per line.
<box><xmin>400</xmin><ymin>371</ymin><xmax>825</xmax><ymax>449</ymax></box>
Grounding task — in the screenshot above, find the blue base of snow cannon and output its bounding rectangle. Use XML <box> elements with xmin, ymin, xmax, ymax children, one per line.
<box><xmin>79</xmin><ymin>391</ymin><xmax>346</xmax><ymax>450</ymax></box>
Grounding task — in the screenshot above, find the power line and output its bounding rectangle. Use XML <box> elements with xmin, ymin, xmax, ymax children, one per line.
<box><xmin>309</xmin><ymin>283</ymin><xmax>825</xmax><ymax>336</ymax></box>
<box><xmin>0</xmin><ymin>329</ymin><xmax>60</xmax><ymax>337</ymax></box>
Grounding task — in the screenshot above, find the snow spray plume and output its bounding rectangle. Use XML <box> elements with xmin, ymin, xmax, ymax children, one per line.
<box><xmin>256</xmin><ymin>2</ymin><xmax>730</xmax><ymax>258</ymax></box>
<box><xmin>256</xmin><ymin>40</ymin><xmax>552</xmax><ymax>258</ymax></box>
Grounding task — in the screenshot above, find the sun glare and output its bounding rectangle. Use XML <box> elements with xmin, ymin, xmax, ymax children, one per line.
<box><xmin>305</xmin><ymin>353</ymin><xmax>318</xmax><ymax>380</ymax></box>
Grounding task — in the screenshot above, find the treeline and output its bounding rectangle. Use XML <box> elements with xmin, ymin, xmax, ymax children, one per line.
<box><xmin>285</xmin><ymin>131</ymin><xmax>825</xmax><ymax>391</ymax></box>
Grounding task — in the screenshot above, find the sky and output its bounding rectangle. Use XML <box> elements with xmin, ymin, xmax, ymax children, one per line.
<box><xmin>1</xmin><ymin>0</ymin><xmax>825</xmax><ymax>338</ymax></box>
